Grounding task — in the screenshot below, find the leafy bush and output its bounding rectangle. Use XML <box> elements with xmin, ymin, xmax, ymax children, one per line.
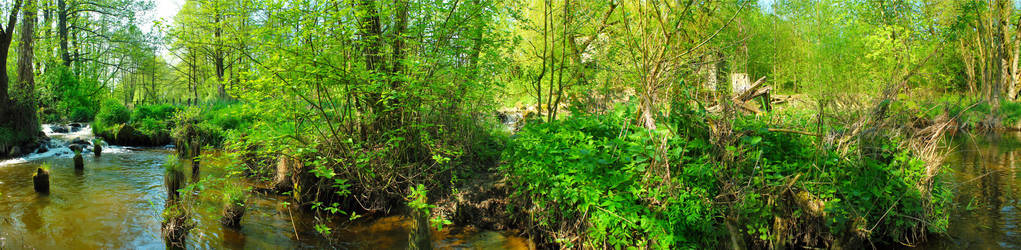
<box><xmin>201</xmin><ymin>102</ymin><xmax>251</xmax><ymax>131</ymax></box>
<box><xmin>196</xmin><ymin>103</ymin><xmax>254</xmax><ymax>147</ymax></box>
<box><xmin>1000</xmin><ymin>101</ymin><xmax>1021</xmax><ymax>126</ymax></box>
<box><xmin>38</xmin><ymin>63</ymin><xmax>103</xmax><ymax>122</ymax></box>
<box><xmin>503</xmin><ymin>109</ymin><xmax>718</xmax><ymax>249</ymax></box>
<box><xmin>504</xmin><ymin>104</ymin><xmax>951</xmax><ymax>248</ymax></box>
<box><xmin>69</xmin><ymin>106</ymin><xmax>96</xmax><ymax>122</ymax></box>
<box><xmin>93</xmin><ymin>99</ymin><xmax>130</xmax><ymax>134</ymax></box>
<box><xmin>131</xmin><ymin>104</ymin><xmax>180</xmax><ymax>123</ymax></box>
<box><xmin>131</xmin><ymin>104</ymin><xmax>181</xmax><ymax>136</ymax></box>
<box><xmin>729</xmin><ymin>111</ymin><xmax>950</xmax><ymax>246</ymax></box>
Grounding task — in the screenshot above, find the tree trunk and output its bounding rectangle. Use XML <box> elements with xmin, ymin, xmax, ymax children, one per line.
<box><xmin>57</xmin><ymin>0</ymin><xmax>69</xmax><ymax>67</ymax></box>
<box><xmin>213</xmin><ymin>12</ymin><xmax>227</xmax><ymax>99</ymax></box>
<box><xmin>997</xmin><ymin>0</ymin><xmax>1011</xmax><ymax>105</ymax></box>
<box><xmin>962</xmin><ymin>39</ymin><xmax>977</xmax><ymax>93</ymax></box>
<box><xmin>0</xmin><ymin>36</ymin><xmax>9</xmax><ymax>104</ymax></box>
<box><xmin>16</xmin><ymin>0</ymin><xmax>36</xmax><ymax>112</ymax></box>
<box><xmin>0</xmin><ymin>0</ymin><xmax>22</xmax><ymax>105</ymax></box>
<box><xmin>1011</xmin><ymin>15</ymin><xmax>1021</xmax><ymax>99</ymax></box>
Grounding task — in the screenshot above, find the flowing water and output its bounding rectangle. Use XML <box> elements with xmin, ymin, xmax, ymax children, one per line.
<box><xmin>0</xmin><ymin>125</ymin><xmax>530</xmax><ymax>249</ymax></box>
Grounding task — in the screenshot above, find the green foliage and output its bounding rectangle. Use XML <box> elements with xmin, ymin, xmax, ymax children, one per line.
<box><xmin>195</xmin><ymin>103</ymin><xmax>253</xmax><ymax>147</ymax></box>
<box><xmin>164</xmin><ymin>155</ymin><xmax>186</xmax><ymax>174</ymax></box>
<box><xmin>37</xmin><ymin>163</ymin><xmax>51</xmax><ymax>173</ymax></box>
<box><xmin>504</xmin><ymin>108</ymin><xmax>718</xmax><ymax>249</ymax></box>
<box><xmin>406</xmin><ymin>184</ymin><xmax>452</xmax><ymax>231</ymax></box>
<box><xmin>93</xmin><ymin>99</ymin><xmax>130</xmax><ymax>131</ymax></box>
<box><xmin>0</xmin><ymin>127</ymin><xmax>33</xmax><ymax>150</ymax></box>
<box><xmin>907</xmin><ymin>94</ymin><xmax>1021</xmax><ymax>129</ymax></box>
<box><xmin>504</xmin><ymin>103</ymin><xmax>951</xmax><ymax>248</ymax></box>
<box><xmin>130</xmin><ymin>104</ymin><xmax>181</xmax><ymax>136</ymax></box>
<box><xmin>222</xmin><ymin>182</ymin><xmax>249</xmax><ymax>207</ymax></box>
<box><xmin>727</xmin><ymin>111</ymin><xmax>950</xmax><ymax>246</ymax></box>
<box><xmin>38</xmin><ymin>63</ymin><xmax>103</xmax><ymax>122</ymax></box>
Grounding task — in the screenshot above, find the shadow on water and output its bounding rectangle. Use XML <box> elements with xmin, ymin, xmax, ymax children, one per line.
<box><xmin>0</xmin><ymin>125</ymin><xmax>530</xmax><ymax>249</ymax></box>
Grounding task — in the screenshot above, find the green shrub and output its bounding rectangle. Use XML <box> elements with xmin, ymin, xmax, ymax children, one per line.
<box><xmin>201</xmin><ymin>103</ymin><xmax>251</xmax><ymax>131</ymax></box>
<box><xmin>131</xmin><ymin>104</ymin><xmax>180</xmax><ymax>124</ymax></box>
<box><xmin>93</xmin><ymin>99</ymin><xmax>130</xmax><ymax>133</ymax></box>
<box><xmin>69</xmin><ymin>106</ymin><xmax>95</xmax><ymax>122</ymax></box>
<box><xmin>131</xmin><ymin>104</ymin><xmax>181</xmax><ymax>136</ymax></box>
<box><xmin>504</xmin><ymin>110</ymin><xmax>718</xmax><ymax>249</ymax></box>
<box><xmin>505</xmin><ymin>104</ymin><xmax>951</xmax><ymax>248</ymax></box>
<box><xmin>1000</xmin><ymin>101</ymin><xmax>1021</xmax><ymax>126</ymax></box>
<box><xmin>729</xmin><ymin>111</ymin><xmax>950</xmax><ymax>246</ymax></box>
<box><xmin>38</xmin><ymin>63</ymin><xmax>103</xmax><ymax>122</ymax></box>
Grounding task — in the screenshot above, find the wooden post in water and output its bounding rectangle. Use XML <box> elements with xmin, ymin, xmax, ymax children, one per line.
<box><xmin>33</xmin><ymin>167</ymin><xmax>49</xmax><ymax>194</ymax></box>
<box><xmin>93</xmin><ymin>139</ymin><xmax>102</xmax><ymax>157</ymax></box>
<box><xmin>166</xmin><ymin>168</ymin><xmax>184</xmax><ymax>201</ymax></box>
<box><xmin>73</xmin><ymin>150</ymin><xmax>84</xmax><ymax>171</ymax></box>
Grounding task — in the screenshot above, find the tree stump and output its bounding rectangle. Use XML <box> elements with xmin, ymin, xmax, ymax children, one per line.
<box><xmin>220</xmin><ymin>201</ymin><xmax>246</xmax><ymax>228</ymax></box>
<box><xmin>33</xmin><ymin>168</ymin><xmax>49</xmax><ymax>194</ymax></box>
<box><xmin>273</xmin><ymin>156</ymin><xmax>294</xmax><ymax>192</ymax></box>
<box><xmin>166</xmin><ymin>169</ymin><xmax>185</xmax><ymax>201</ymax></box>
<box><xmin>74</xmin><ymin>153</ymin><xmax>84</xmax><ymax>171</ymax></box>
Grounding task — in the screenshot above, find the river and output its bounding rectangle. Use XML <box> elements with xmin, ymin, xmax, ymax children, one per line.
<box><xmin>0</xmin><ymin>125</ymin><xmax>529</xmax><ymax>249</ymax></box>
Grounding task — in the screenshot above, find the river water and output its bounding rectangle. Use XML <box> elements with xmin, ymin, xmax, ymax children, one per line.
<box><xmin>917</xmin><ymin>131</ymin><xmax>1021</xmax><ymax>249</ymax></box>
<box><xmin>0</xmin><ymin>125</ymin><xmax>529</xmax><ymax>249</ymax></box>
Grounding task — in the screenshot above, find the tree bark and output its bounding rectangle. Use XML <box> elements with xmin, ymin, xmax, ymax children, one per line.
<box><xmin>213</xmin><ymin>11</ymin><xmax>226</xmax><ymax>99</ymax></box>
<box><xmin>0</xmin><ymin>0</ymin><xmax>23</xmax><ymax>105</ymax></box>
<box><xmin>57</xmin><ymin>0</ymin><xmax>70</xmax><ymax>67</ymax></box>
<box><xmin>15</xmin><ymin>0</ymin><xmax>36</xmax><ymax>129</ymax></box>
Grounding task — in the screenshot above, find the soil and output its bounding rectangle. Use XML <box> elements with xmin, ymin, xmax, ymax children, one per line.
<box><xmin>431</xmin><ymin>166</ymin><xmax>522</xmax><ymax>232</ymax></box>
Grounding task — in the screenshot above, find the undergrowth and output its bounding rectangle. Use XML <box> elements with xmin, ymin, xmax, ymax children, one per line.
<box><xmin>503</xmin><ymin>104</ymin><xmax>951</xmax><ymax>249</ymax></box>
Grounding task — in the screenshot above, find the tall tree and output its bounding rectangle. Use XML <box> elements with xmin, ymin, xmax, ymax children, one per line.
<box><xmin>0</xmin><ymin>0</ymin><xmax>21</xmax><ymax>104</ymax></box>
<box><xmin>57</xmin><ymin>0</ymin><xmax>69</xmax><ymax>66</ymax></box>
<box><xmin>15</xmin><ymin>0</ymin><xmax>38</xmax><ymax>131</ymax></box>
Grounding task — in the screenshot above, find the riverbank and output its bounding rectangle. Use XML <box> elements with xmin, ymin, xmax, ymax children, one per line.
<box><xmin>4</xmin><ymin>94</ymin><xmax>975</xmax><ymax>249</ymax></box>
<box><xmin>0</xmin><ymin>126</ymin><xmax>530</xmax><ymax>248</ymax></box>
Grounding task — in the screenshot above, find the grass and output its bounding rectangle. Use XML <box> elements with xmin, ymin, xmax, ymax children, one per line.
<box><xmin>220</xmin><ymin>181</ymin><xmax>249</xmax><ymax>227</ymax></box>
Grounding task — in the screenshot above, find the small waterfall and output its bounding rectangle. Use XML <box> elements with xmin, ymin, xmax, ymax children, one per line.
<box><xmin>497</xmin><ymin>110</ymin><xmax>523</xmax><ymax>132</ymax></box>
<box><xmin>0</xmin><ymin>124</ymin><xmax>131</xmax><ymax>166</ymax></box>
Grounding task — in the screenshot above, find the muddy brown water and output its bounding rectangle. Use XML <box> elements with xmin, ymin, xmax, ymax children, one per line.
<box><xmin>0</xmin><ymin>126</ymin><xmax>529</xmax><ymax>249</ymax></box>
<box><xmin>915</xmin><ymin>131</ymin><xmax>1021</xmax><ymax>249</ymax></box>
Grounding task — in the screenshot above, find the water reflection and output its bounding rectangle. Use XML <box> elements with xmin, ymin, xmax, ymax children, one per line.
<box><xmin>0</xmin><ymin>146</ymin><xmax>529</xmax><ymax>249</ymax></box>
<box><xmin>924</xmin><ymin>132</ymin><xmax>1021</xmax><ymax>249</ymax></box>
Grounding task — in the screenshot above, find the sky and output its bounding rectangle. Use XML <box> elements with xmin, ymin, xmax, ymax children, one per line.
<box><xmin>140</xmin><ymin>0</ymin><xmax>185</xmax><ymax>34</ymax></box>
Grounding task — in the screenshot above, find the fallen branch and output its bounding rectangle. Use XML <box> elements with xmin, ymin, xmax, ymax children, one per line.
<box><xmin>768</xmin><ymin>128</ymin><xmax>820</xmax><ymax>137</ymax></box>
